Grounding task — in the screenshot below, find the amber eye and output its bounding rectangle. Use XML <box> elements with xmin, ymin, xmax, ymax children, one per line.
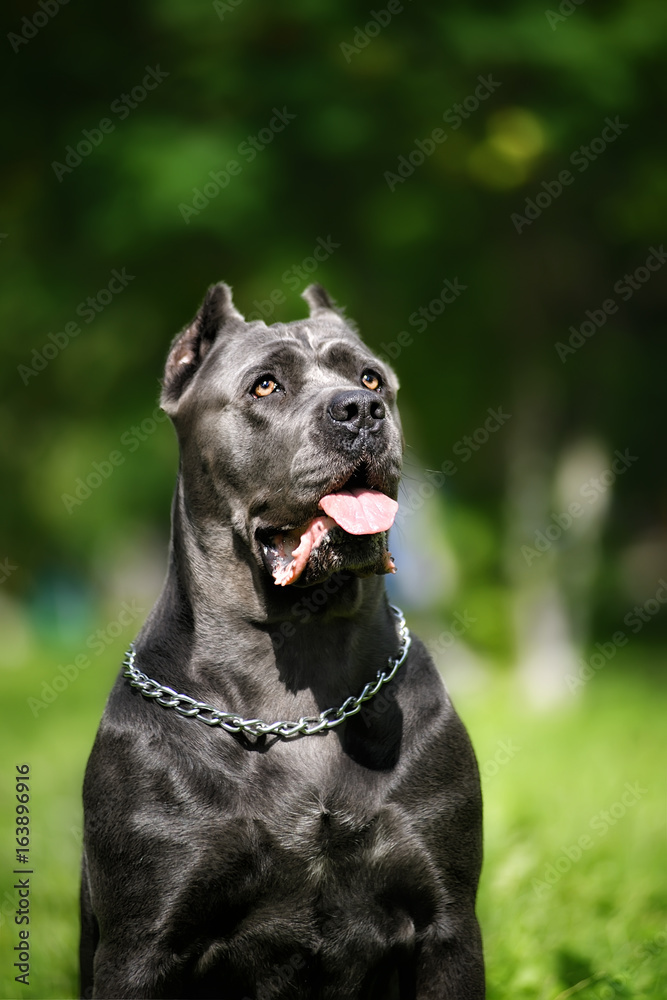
<box><xmin>361</xmin><ymin>370</ymin><xmax>381</xmax><ymax>391</ymax></box>
<box><xmin>253</xmin><ymin>377</ymin><xmax>278</xmax><ymax>397</ymax></box>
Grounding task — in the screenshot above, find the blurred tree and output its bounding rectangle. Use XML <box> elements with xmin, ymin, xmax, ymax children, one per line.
<box><xmin>1</xmin><ymin>0</ymin><xmax>666</xmax><ymax>661</ymax></box>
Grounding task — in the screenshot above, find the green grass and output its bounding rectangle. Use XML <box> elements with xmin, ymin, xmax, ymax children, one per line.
<box><xmin>468</xmin><ymin>660</ymin><xmax>667</xmax><ymax>1000</ymax></box>
<box><xmin>0</xmin><ymin>636</ymin><xmax>665</xmax><ymax>999</ymax></box>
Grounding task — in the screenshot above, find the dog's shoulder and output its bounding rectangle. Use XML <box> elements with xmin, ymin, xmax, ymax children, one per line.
<box><xmin>396</xmin><ymin>631</ymin><xmax>481</xmax><ymax>786</ymax></box>
<box><xmin>398</xmin><ymin>631</ymin><xmax>459</xmax><ymax>723</ymax></box>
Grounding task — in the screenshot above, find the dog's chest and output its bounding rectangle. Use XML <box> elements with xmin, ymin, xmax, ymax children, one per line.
<box><xmin>157</xmin><ymin>755</ymin><xmax>443</xmax><ymax>972</ymax></box>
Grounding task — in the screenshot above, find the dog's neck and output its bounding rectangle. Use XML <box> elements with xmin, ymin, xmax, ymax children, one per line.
<box><xmin>139</xmin><ymin>489</ymin><xmax>401</xmax><ymax>716</ymax></box>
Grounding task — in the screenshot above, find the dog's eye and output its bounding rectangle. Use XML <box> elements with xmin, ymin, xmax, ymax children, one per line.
<box><xmin>252</xmin><ymin>378</ymin><xmax>279</xmax><ymax>398</ymax></box>
<box><xmin>361</xmin><ymin>370</ymin><xmax>382</xmax><ymax>391</ymax></box>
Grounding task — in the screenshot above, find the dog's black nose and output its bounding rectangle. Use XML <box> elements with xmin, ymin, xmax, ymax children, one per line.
<box><xmin>328</xmin><ymin>389</ymin><xmax>385</xmax><ymax>433</ymax></box>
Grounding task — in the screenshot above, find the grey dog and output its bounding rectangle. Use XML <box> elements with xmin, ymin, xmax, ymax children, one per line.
<box><xmin>80</xmin><ymin>283</ymin><xmax>484</xmax><ymax>999</ymax></box>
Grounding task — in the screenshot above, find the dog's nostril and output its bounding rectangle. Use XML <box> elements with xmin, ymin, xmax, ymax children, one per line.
<box><xmin>332</xmin><ymin>400</ymin><xmax>359</xmax><ymax>422</ymax></box>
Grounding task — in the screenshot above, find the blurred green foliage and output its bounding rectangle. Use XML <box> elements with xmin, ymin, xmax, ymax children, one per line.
<box><xmin>1</xmin><ymin>0</ymin><xmax>666</xmax><ymax>647</ymax></box>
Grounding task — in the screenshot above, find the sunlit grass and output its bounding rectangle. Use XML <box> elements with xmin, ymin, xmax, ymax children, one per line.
<box><xmin>464</xmin><ymin>658</ymin><xmax>667</xmax><ymax>1000</ymax></box>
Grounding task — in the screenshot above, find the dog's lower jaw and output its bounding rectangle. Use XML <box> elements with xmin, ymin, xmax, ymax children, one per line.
<box><xmin>295</xmin><ymin>528</ymin><xmax>396</xmax><ymax>587</ymax></box>
<box><xmin>258</xmin><ymin>515</ymin><xmax>337</xmax><ymax>586</ymax></box>
<box><xmin>259</xmin><ymin>523</ymin><xmax>396</xmax><ymax>588</ymax></box>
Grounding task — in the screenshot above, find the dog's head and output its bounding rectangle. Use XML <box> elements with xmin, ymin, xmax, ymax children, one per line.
<box><xmin>160</xmin><ymin>282</ymin><xmax>403</xmax><ymax>589</ymax></box>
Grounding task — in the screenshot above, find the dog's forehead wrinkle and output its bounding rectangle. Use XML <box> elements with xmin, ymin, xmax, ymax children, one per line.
<box><xmin>271</xmin><ymin>319</ymin><xmax>361</xmax><ymax>353</ymax></box>
<box><xmin>202</xmin><ymin>326</ymin><xmax>388</xmax><ymax>399</ymax></box>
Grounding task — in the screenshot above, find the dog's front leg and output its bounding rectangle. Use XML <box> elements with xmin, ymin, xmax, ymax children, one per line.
<box><xmin>89</xmin><ymin>941</ymin><xmax>185</xmax><ymax>1000</ymax></box>
<box><xmin>416</xmin><ymin>924</ymin><xmax>485</xmax><ymax>1000</ymax></box>
<box><xmin>78</xmin><ymin>854</ymin><xmax>97</xmax><ymax>1000</ymax></box>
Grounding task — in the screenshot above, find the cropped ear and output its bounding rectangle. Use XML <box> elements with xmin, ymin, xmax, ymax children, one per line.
<box><xmin>301</xmin><ymin>284</ymin><xmax>346</xmax><ymax>324</ymax></box>
<box><xmin>161</xmin><ymin>282</ymin><xmax>244</xmax><ymax>412</ymax></box>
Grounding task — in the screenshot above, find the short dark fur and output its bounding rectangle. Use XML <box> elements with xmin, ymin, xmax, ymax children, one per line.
<box><xmin>80</xmin><ymin>283</ymin><xmax>484</xmax><ymax>999</ymax></box>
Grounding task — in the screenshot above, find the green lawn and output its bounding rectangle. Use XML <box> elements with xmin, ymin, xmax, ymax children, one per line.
<box><xmin>1</xmin><ymin>635</ymin><xmax>665</xmax><ymax>999</ymax></box>
<box><xmin>470</xmin><ymin>660</ymin><xmax>666</xmax><ymax>1000</ymax></box>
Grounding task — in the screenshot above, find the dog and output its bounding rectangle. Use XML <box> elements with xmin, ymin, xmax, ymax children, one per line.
<box><xmin>80</xmin><ymin>282</ymin><xmax>484</xmax><ymax>999</ymax></box>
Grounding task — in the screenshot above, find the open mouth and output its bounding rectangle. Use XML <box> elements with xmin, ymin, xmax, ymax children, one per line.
<box><xmin>257</xmin><ymin>469</ymin><xmax>399</xmax><ymax>587</ymax></box>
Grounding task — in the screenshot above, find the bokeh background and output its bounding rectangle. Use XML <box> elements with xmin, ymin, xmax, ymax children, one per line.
<box><xmin>1</xmin><ymin>1</ymin><xmax>666</xmax><ymax>998</ymax></box>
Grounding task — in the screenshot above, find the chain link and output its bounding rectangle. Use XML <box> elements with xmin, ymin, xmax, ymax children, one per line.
<box><xmin>123</xmin><ymin>605</ymin><xmax>411</xmax><ymax>740</ymax></box>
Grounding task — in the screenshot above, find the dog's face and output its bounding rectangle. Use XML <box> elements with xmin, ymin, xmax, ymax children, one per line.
<box><xmin>160</xmin><ymin>283</ymin><xmax>404</xmax><ymax>589</ymax></box>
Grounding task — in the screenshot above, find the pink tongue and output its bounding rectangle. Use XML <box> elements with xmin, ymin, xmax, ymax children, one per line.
<box><xmin>318</xmin><ymin>488</ymin><xmax>398</xmax><ymax>536</ymax></box>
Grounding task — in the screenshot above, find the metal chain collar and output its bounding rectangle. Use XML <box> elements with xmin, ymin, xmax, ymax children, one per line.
<box><xmin>122</xmin><ymin>604</ymin><xmax>411</xmax><ymax>740</ymax></box>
